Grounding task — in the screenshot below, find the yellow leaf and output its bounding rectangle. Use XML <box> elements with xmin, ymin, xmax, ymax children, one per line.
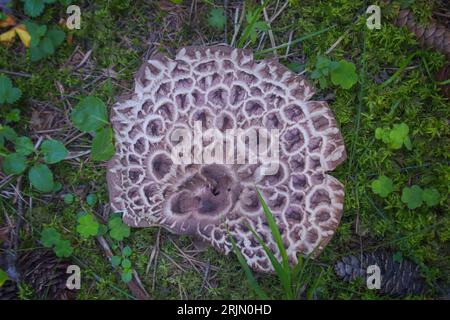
<box><xmin>0</xmin><ymin>28</ymin><xmax>16</xmax><ymax>45</ymax></box>
<box><xmin>15</xmin><ymin>25</ymin><xmax>31</xmax><ymax>48</ymax></box>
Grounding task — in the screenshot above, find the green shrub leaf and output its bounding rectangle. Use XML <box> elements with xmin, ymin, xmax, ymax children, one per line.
<box><xmin>41</xmin><ymin>139</ymin><xmax>68</xmax><ymax>164</ymax></box>
<box><xmin>3</xmin><ymin>153</ymin><xmax>27</xmax><ymax>175</ymax></box>
<box><xmin>54</xmin><ymin>239</ymin><xmax>73</xmax><ymax>258</ymax></box>
<box><xmin>91</xmin><ymin>126</ymin><xmax>115</xmax><ymax>161</ymax></box>
<box><xmin>71</xmin><ymin>97</ymin><xmax>108</xmax><ymax>132</ymax></box>
<box><xmin>208</xmin><ymin>8</ymin><xmax>226</xmax><ymax>30</ymax></box>
<box><xmin>29</xmin><ymin>163</ymin><xmax>54</xmax><ymax>192</ymax></box>
<box><xmin>108</xmin><ymin>216</ymin><xmax>130</xmax><ymax>241</ymax></box>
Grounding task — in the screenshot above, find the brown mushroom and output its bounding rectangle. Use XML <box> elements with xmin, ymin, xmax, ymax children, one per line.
<box><xmin>107</xmin><ymin>45</ymin><xmax>347</xmax><ymax>272</ymax></box>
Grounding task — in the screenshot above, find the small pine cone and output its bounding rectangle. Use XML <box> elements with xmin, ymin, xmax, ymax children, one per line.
<box><xmin>335</xmin><ymin>250</ymin><xmax>427</xmax><ymax>296</ymax></box>
<box><xmin>395</xmin><ymin>9</ymin><xmax>450</xmax><ymax>58</ymax></box>
<box><xmin>0</xmin><ymin>280</ymin><xmax>18</xmax><ymax>300</ymax></box>
<box><xmin>435</xmin><ymin>64</ymin><xmax>450</xmax><ymax>99</ymax></box>
<box><xmin>17</xmin><ymin>249</ymin><xmax>77</xmax><ymax>300</ymax></box>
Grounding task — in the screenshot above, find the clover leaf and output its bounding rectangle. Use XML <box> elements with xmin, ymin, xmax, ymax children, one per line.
<box><xmin>108</xmin><ymin>216</ymin><xmax>130</xmax><ymax>241</ymax></box>
<box><xmin>76</xmin><ymin>214</ymin><xmax>100</xmax><ymax>238</ymax></box>
<box><xmin>25</xmin><ymin>21</ymin><xmax>65</xmax><ymax>61</ymax></box>
<box><xmin>41</xmin><ymin>227</ymin><xmax>61</xmax><ymax>247</ymax></box>
<box><xmin>401</xmin><ymin>185</ymin><xmax>423</xmax><ymax>209</ymax></box>
<box><xmin>71</xmin><ymin>97</ymin><xmax>108</xmax><ymax>132</ymax></box>
<box><xmin>63</xmin><ymin>193</ymin><xmax>74</xmax><ymax>204</ymax></box>
<box><xmin>29</xmin><ymin>163</ymin><xmax>54</xmax><ymax>193</ymax></box>
<box><xmin>111</xmin><ymin>255</ymin><xmax>121</xmax><ymax>267</ymax></box>
<box><xmin>54</xmin><ymin>239</ymin><xmax>73</xmax><ymax>258</ymax></box>
<box><xmin>371</xmin><ymin>175</ymin><xmax>394</xmax><ymax>198</ymax></box>
<box><xmin>0</xmin><ymin>74</ymin><xmax>22</xmax><ymax>104</ymax></box>
<box><xmin>422</xmin><ymin>188</ymin><xmax>440</xmax><ymax>207</ymax></box>
<box><xmin>208</xmin><ymin>8</ymin><xmax>226</xmax><ymax>30</ymax></box>
<box><xmin>86</xmin><ymin>193</ymin><xmax>97</xmax><ymax>206</ymax></box>
<box><xmin>121</xmin><ymin>270</ymin><xmax>132</xmax><ymax>283</ymax></box>
<box><xmin>40</xmin><ymin>139</ymin><xmax>68</xmax><ymax>164</ymax></box>
<box><xmin>22</xmin><ymin>0</ymin><xmax>57</xmax><ymax>18</ymax></box>
<box><xmin>122</xmin><ymin>246</ymin><xmax>132</xmax><ymax>257</ymax></box>
<box><xmin>330</xmin><ymin>60</ymin><xmax>357</xmax><ymax>89</ymax></box>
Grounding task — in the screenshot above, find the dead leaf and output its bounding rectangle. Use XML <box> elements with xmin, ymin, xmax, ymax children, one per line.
<box><xmin>0</xmin><ymin>24</ymin><xmax>31</xmax><ymax>48</ymax></box>
<box><xmin>0</xmin><ymin>28</ymin><xmax>16</xmax><ymax>45</ymax></box>
<box><xmin>0</xmin><ymin>15</ymin><xmax>16</xmax><ymax>28</ymax></box>
<box><xmin>15</xmin><ymin>24</ymin><xmax>30</xmax><ymax>48</ymax></box>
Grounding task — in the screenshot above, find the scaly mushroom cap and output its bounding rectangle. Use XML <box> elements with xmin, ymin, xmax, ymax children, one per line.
<box><xmin>107</xmin><ymin>46</ymin><xmax>346</xmax><ymax>272</ymax></box>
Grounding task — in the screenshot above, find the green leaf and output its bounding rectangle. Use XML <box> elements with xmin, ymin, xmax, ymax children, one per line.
<box><xmin>422</xmin><ymin>188</ymin><xmax>440</xmax><ymax>207</ymax></box>
<box><xmin>389</xmin><ymin>123</ymin><xmax>409</xmax><ymax>149</ymax></box>
<box><xmin>41</xmin><ymin>227</ymin><xmax>61</xmax><ymax>247</ymax></box>
<box><xmin>71</xmin><ymin>97</ymin><xmax>108</xmax><ymax>132</ymax></box>
<box><xmin>393</xmin><ymin>251</ymin><xmax>403</xmax><ymax>263</ymax></box>
<box><xmin>29</xmin><ymin>163</ymin><xmax>54</xmax><ymax>193</ymax></box>
<box><xmin>208</xmin><ymin>8</ymin><xmax>226</xmax><ymax>30</ymax></box>
<box><xmin>25</xmin><ymin>21</ymin><xmax>47</xmax><ymax>47</ymax></box>
<box><xmin>47</xmin><ymin>26</ymin><xmax>65</xmax><ymax>48</ymax></box>
<box><xmin>3</xmin><ymin>153</ymin><xmax>27</xmax><ymax>175</ymax></box>
<box><xmin>122</xmin><ymin>246</ymin><xmax>132</xmax><ymax>257</ymax></box>
<box><xmin>63</xmin><ymin>193</ymin><xmax>74</xmax><ymax>204</ymax></box>
<box><xmin>40</xmin><ymin>139</ymin><xmax>68</xmax><ymax>164</ymax></box>
<box><xmin>15</xmin><ymin>137</ymin><xmax>34</xmax><ymax>156</ymax></box>
<box><xmin>121</xmin><ymin>270</ymin><xmax>132</xmax><ymax>283</ymax></box>
<box><xmin>54</xmin><ymin>239</ymin><xmax>73</xmax><ymax>257</ymax></box>
<box><xmin>91</xmin><ymin>126</ymin><xmax>115</xmax><ymax>161</ymax></box>
<box><xmin>371</xmin><ymin>175</ymin><xmax>394</xmax><ymax>198</ymax></box>
<box><xmin>121</xmin><ymin>258</ymin><xmax>131</xmax><ymax>269</ymax></box>
<box><xmin>108</xmin><ymin>216</ymin><xmax>130</xmax><ymax>241</ymax></box>
<box><xmin>0</xmin><ymin>74</ymin><xmax>22</xmax><ymax>104</ymax></box>
<box><xmin>0</xmin><ymin>125</ymin><xmax>18</xmax><ymax>145</ymax></box>
<box><xmin>76</xmin><ymin>214</ymin><xmax>100</xmax><ymax>238</ymax></box>
<box><xmin>330</xmin><ymin>60</ymin><xmax>357</xmax><ymax>89</ymax></box>
<box><xmin>0</xmin><ymin>268</ymin><xmax>9</xmax><ymax>287</ymax></box>
<box><xmin>401</xmin><ymin>185</ymin><xmax>423</xmax><ymax>209</ymax></box>
<box><xmin>86</xmin><ymin>193</ymin><xmax>97</xmax><ymax>206</ymax></box>
<box><xmin>23</xmin><ymin>0</ymin><xmax>46</xmax><ymax>17</ymax></box>
<box><xmin>111</xmin><ymin>255</ymin><xmax>121</xmax><ymax>267</ymax></box>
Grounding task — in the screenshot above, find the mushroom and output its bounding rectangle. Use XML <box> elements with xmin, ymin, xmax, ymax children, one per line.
<box><xmin>107</xmin><ymin>46</ymin><xmax>346</xmax><ymax>272</ymax></box>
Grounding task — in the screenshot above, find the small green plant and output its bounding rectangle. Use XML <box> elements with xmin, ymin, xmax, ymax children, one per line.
<box><xmin>401</xmin><ymin>186</ymin><xmax>441</xmax><ymax>209</ymax></box>
<box><xmin>237</xmin><ymin>0</ymin><xmax>269</xmax><ymax>47</ymax></box>
<box><xmin>22</xmin><ymin>0</ymin><xmax>72</xmax><ymax>18</ymax></box>
<box><xmin>229</xmin><ymin>190</ymin><xmax>322</xmax><ymax>299</ymax></box>
<box><xmin>111</xmin><ymin>246</ymin><xmax>133</xmax><ymax>283</ymax></box>
<box><xmin>207</xmin><ymin>7</ymin><xmax>226</xmax><ymax>30</ymax></box>
<box><xmin>24</xmin><ymin>21</ymin><xmax>65</xmax><ymax>61</ymax></box>
<box><xmin>1</xmin><ymin>136</ymin><xmax>68</xmax><ymax>192</ymax></box>
<box><xmin>108</xmin><ymin>213</ymin><xmax>131</xmax><ymax>241</ymax></box>
<box><xmin>70</xmin><ymin>96</ymin><xmax>115</xmax><ymax>161</ymax></box>
<box><xmin>0</xmin><ymin>74</ymin><xmax>22</xmax><ymax>104</ymax></box>
<box><xmin>76</xmin><ymin>213</ymin><xmax>100</xmax><ymax>238</ymax></box>
<box><xmin>311</xmin><ymin>55</ymin><xmax>357</xmax><ymax>89</ymax></box>
<box><xmin>371</xmin><ymin>175</ymin><xmax>394</xmax><ymax>198</ymax></box>
<box><xmin>375</xmin><ymin>123</ymin><xmax>412</xmax><ymax>150</ymax></box>
<box><xmin>41</xmin><ymin>227</ymin><xmax>73</xmax><ymax>257</ymax></box>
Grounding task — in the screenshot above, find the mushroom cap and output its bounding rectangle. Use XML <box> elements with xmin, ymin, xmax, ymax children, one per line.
<box><xmin>107</xmin><ymin>45</ymin><xmax>346</xmax><ymax>272</ymax></box>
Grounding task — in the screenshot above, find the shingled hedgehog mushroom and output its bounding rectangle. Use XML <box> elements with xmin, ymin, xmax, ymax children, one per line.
<box><xmin>107</xmin><ymin>45</ymin><xmax>346</xmax><ymax>272</ymax></box>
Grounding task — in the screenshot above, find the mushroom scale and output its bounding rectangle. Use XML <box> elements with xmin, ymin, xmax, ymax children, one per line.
<box><xmin>107</xmin><ymin>45</ymin><xmax>347</xmax><ymax>272</ymax></box>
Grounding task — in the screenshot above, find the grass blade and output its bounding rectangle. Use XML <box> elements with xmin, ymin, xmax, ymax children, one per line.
<box><xmin>228</xmin><ymin>233</ymin><xmax>269</xmax><ymax>299</ymax></box>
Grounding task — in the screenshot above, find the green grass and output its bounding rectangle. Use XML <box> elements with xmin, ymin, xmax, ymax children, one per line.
<box><xmin>0</xmin><ymin>0</ymin><xmax>449</xmax><ymax>299</ymax></box>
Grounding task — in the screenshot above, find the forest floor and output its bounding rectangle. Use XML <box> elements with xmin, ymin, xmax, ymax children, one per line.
<box><xmin>0</xmin><ymin>0</ymin><xmax>449</xmax><ymax>299</ymax></box>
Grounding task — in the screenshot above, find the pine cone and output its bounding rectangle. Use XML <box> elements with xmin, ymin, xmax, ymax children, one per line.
<box><xmin>18</xmin><ymin>249</ymin><xmax>77</xmax><ymax>300</ymax></box>
<box><xmin>395</xmin><ymin>9</ymin><xmax>450</xmax><ymax>58</ymax></box>
<box><xmin>0</xmin><ymin>249</ymin><xmax>77</xmax><ymax>300</ymax></box>
<box><xmin>435</xmin><ymin>63</ymin><xmax>450</xmax><ymax>99</ymax></box>
<box><xmin>334</xmin><ymin>250</ymin><xmax>427</xmax><ymax>296</ymax></box>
